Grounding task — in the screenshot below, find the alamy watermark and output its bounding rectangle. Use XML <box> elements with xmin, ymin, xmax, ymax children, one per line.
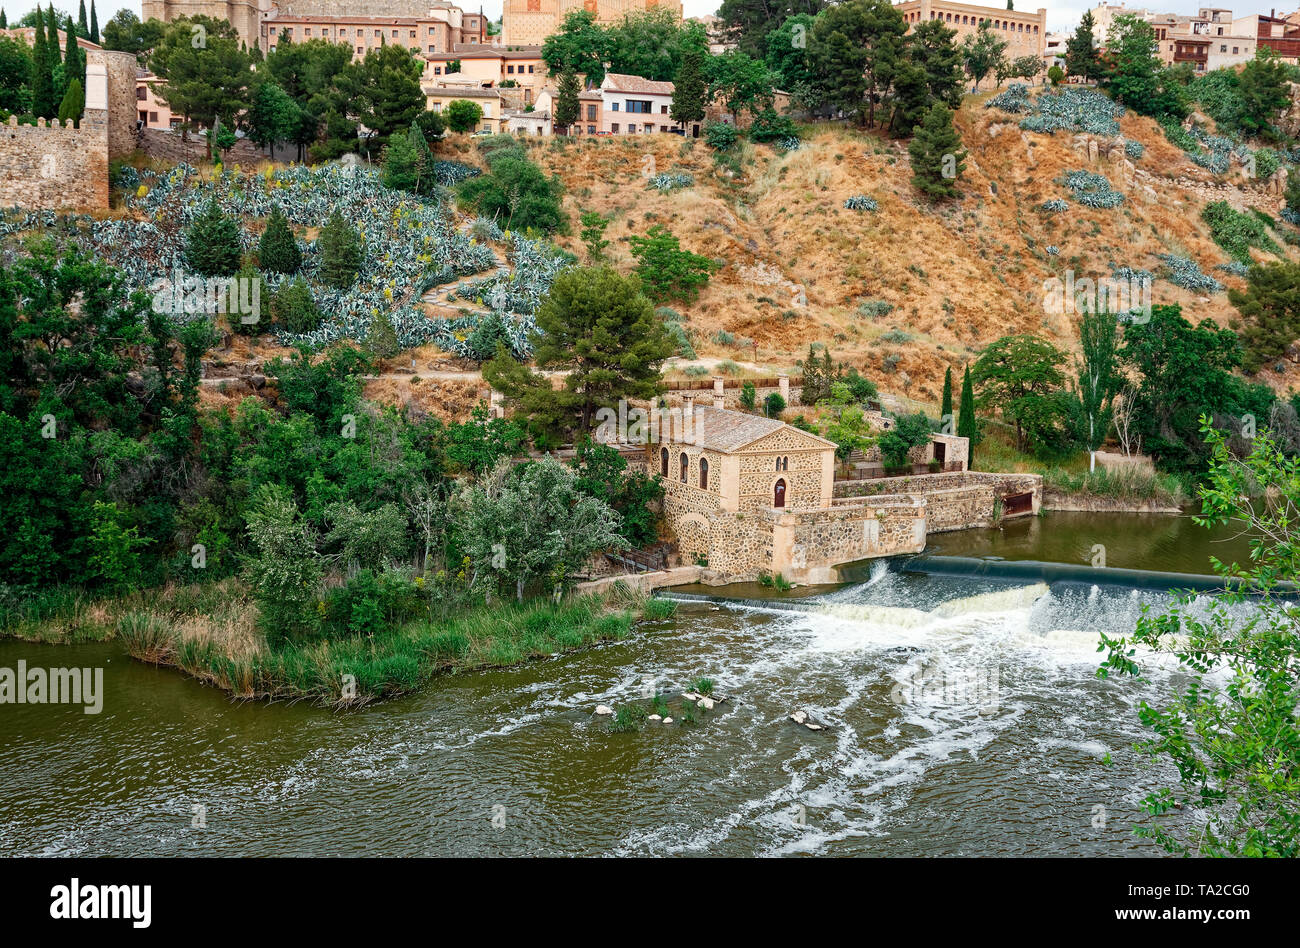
<box><xmin>0</xmin><ymin>661</ymin><xmax>103</xmax><ymax>714</ymax></box>
<box><xmin>1042</xmin><ymin>270</ymin><xmax>1151</xmax><ymax>323</ymax></box>
<box><xmin>149</xmin><ymin>271</ymin><xmax>261</xmax><ymax>324</ymax></box>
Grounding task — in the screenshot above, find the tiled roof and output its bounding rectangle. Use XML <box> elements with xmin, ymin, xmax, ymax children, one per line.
<box><xmin>603</xmin><ymin>73</ymin><xmax>674</xmax><ymax>95</ymax></box>
<box><xmin>685</xmin><ymin>406</ymin><xmax>835</xmax><ymax>453</ymax></box>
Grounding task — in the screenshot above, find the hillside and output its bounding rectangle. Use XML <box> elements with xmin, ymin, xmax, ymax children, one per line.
<box><xmin>450</xmin><ymin>87</ymin><xmax>1300</xmax><ymax>409</ymax></box>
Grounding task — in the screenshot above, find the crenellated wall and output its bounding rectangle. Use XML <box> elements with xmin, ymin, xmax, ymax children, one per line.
<box><xmin>0</xmin><ymin>115</ymin><xmax>109</xmax><ymax>210</ymax></box>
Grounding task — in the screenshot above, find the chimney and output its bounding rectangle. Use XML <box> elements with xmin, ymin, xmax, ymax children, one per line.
<box><xmin>778</xmin><ymin>373</ymin><xmax>790</xmax><ymax>404</ymax></box>
<box><xmin>682</xmin><ymin>394</ymin><xmax>694</xmax><ymax>420</ymax></box>
<box><xmin>712</xmin><ymin>375</ymin><xmax>725</xmax><ymax>410</ymax></box>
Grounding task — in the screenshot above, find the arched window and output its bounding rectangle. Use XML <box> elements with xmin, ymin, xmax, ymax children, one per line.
<box><xmin>775</xmin><ymin>457</ymin><xmax>781</xmax><ymax>472</ymax></box>
<box><xmin>699</xmin><ymin>457</ymin><xmax>708</xmax><ymax>490</ymax></box>
<box><xmin>774</xmin><ymin>479</ymin><xmax>787</xmax><ymax>508</ymax></box>
<box><xmin>680</xmin><ymin>452</ymin><xmax>688</xmax><ymax>483</ymax></box>
<box><xmin>660</xmin><ymin>447</ymin><xmax>669</xmax><ymax>477</ymax></box>
<box><xmin>782</xmin><ymin>456</ymin><xmax>789</xmax><ymax>471</ymax></box>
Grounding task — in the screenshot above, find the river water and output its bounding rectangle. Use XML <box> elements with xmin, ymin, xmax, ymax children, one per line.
<box><xmin>0</xmin><ymin>511</ymin><xmax>1248</xmax><ymax>857</ymax></box>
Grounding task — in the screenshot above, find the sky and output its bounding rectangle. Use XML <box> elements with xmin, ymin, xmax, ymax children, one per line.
<box><xmin>0</xmin><ymin>1</ymin><xmax>1290</xmax><ymax>40</ymax></box>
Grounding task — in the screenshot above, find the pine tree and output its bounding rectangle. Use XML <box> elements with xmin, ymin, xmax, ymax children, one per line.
<box><xmin>1064</xmin><ymin>10</ymin><xmax>1101</xmax><ymax>83</ymax></box>
<box><xmin>381</xmin><ymin>129</ymin><xmax>419</xmax><ymax>192</ymax></box>
<box><xmin>554</xmin><ymin>66</ymin><xmax>580</xmax><ymax>133</ymax></box>
<box><xmin>958</xmin><ymin>364</ymin><xmax>979</xmax><ymax>467</ymax></box>
<box><xmin>258</xmin><ymin>207</ymin><xmax>301</xmax><ymax>274</ymax></box>
<box><xmin>908</xmin><ymin>102</ymin><xmax>965</xmax><ymax>201</ymax></box>
<box><xmin>670</xmin><ymin>49</ymin><xmax>707</xmax><ymax>131</ymax></box>
<box><xmin>30</xmin><ymin>6</ymin><xmax>57</xmax><ymax>119</ymax></box>
<box><xmin>184</xmin><ymin>200</ymin><xmax>242</xmax><ymax>277</ymax></box>
<box><xmin>88</xmin><ymin>1</ymin><xmax>98</xmax><ymax>45</ymax></box>
<box><xmin>57</xmin><ymin>77</ymin><xmax>83</xmax><ymax>126</ymax></box>
<box><xmin>940</xmin><ymin>366</ymin><xmax>953</xmax><ymax>429</ymax></box>
<box><xmin>319</xmin><ymin>211</ymin><xmax>362</xmax><ymax>289</ymax></box>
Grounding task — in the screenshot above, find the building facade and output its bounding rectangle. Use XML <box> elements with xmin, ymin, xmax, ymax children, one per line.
<box><xmin>895</xmin><ymin>1</ymin><xmax>1047</xmax><ymax>59</ymax></box>
<box><xmin>500</xmin><ymin>0</ymin><xmax>682</xmax><ymax>46</ymax></box>
<box><xmin>423</xmin><ymin>44</ymin><xmax>548</xmax><ymax>97</ymax></box>
<box><xmin>599</xmin><ymin>73</ymin><xmax>675</xmax><ymax>134</ymax></box>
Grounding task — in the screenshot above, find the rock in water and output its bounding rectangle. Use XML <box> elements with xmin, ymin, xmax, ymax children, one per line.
<box><xmin>790</xmin><ymin>710</ymin><xmax>808</xmax><ymax>725</ymax></box>
<box><xmin>698</xmin><ymin>697</ymin><xmax>715</xmax><ymax>710</ymax></box>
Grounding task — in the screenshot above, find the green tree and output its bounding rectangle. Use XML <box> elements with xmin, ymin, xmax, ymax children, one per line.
<box><xmin>258</xmin><ymin>207</ymin><xmax>301</xmax><ymax>275</ymax></box>
<box><xmin>319</xmin><ymin>211</ymin><xmax>362</xmax><ymax>289</ymax></box>
<box><xmin>0</xmin><ymin>36</ymin><xmax>30</xmax><ymax>115</ymax></box>
<box><xmin>485</xmin><ymin>266</ymin><xmax>672</xmax><ymax>437</ymax></box>
<box><xmin>607</xmin><ymin>7</ymin><xmax>708</xmax><ymax>81</ymax></box>
<box><xmin>879</xmin><ymin>411</ymin><xmax>932</xmax><ymax>468</ymax></box>
<box><xmin>809</xmin><ymin>0</ymin><xmax>906</xmax><ymax>128</ymax></box>
<box><xmin>541</xmin><ymin>9</ymin><xmax>611</xmax><ymax>85</ymax></box>
<box><xmin>718</xmin><ymin>0</ymin><xmax>825</xmax><ymax>58</ymax></box>
<box><xmin>101</xmin><ymin>10</ymin><xmax>164</xmax><ymax>61</ymax></box>
<box><xmin>270</xmin><ymin>279</ymin><xmax>321</xmax><ymax>333</ymax></box>
<box><xmin>341</xmin><ymin>42</ymin><xmax>425</xmax><ymax>155</ymax></box>
<box><xmin>87</xmin><ymin>501</ymin><xmax>148</xmax><ymax>590</ymax></box>
<box><xmin>455</xmin><ymin>456</ymin><xmax>626</xmax><ymax>600</ymax></box>
<box><xmin>1047</xmin><ymin>64</ymin><xmax>1064</xmax><ymax>86</ymax></box>
<box><xmin>579</xmin><ymin>211</ymin><xmax>610</xmax><ymax>262</ymax></box>
<box><xmin>246</xmin><ymin>80</ymin><xmax>298</xmax><ymax>155</ymax></box>
<box><xmin>958</xmin><ymin>364</ymin><xmax>979</xmax><ymax>464</ymax></box>
<box><xmin>184</xmin><ymin>200</ymin><xmax>242</xmax><ymax>278</ymax></box>
<box><xmin>1229</xmin><ymin>260</ymin><xmax>1300</xmax><ymax>374</ymax></box>
<box><xmin>1073</xmin><ymin>308</ymin><xmax>1122</xmax><ymax>470</ymax></box>
<box><xmin>908</xmin><ymin>102</ymin><xmax>965</xmax><ymax>200</ymax></box>
<box><xmin>628</xmin><ymin>225</ymin><xmax>719</xmax><ymax>303</ymax></box>
<box><xmin>150</xmin><ymin>16</ymin><xmax>252</xmax><ymax>156</ymax></box>
<box><xmin>740</xmin><ymin>380</ymin><xmax>757</xmax><ymax>411</ymax></box>
<box><xmin>444</xmin><ymin>98</ymin><xmax>483</xmax><ymax>133</ymax></box>
<box><xmin>367</xmin><ymin>311</ymin><xmax>400</xmax><ymax>359</ymax></box>
<box><xmin>961</xmin><ymin>19</ymin><xmax>1008</xmax><ymax>92</ymax></box>
<box><xmin>88</xmin><ymin>0</ymin><xmax>98</xmax><ymax>44</ymax></box>
<box><xmin>1237</xmin><ymin>47</ymin><xmax>1292</xmax><ymax>137</ymax></box>
<box><xmin>554</xmin><ymin>66</ymin><xmax>581</xmax><ymax>132</ymax></box>
<box><xmin>1104</xmin><ymin>14</ymin><xmax>1188</xmax><ymax>118</ymax></box>
<box><xmin>709</xmin><ymin>49</ymin><xmax>777</xmax><ymax>118</ymax></box>
<box><xmin>382</xmin><ymin>126</ymin><xmax>421</xmax><ymax>191</ymax></box>
<box><xmin>940</xmin><ymin>366</ymin><xmax>953</xmax><ymax>429</ymax></box>
<box><xmin>764</xmin><ymin>391</ymin><xmax>786</xmax><ymax>417</ymax></box>
<box><xmin>972</xmin><ymin>334</ymin><xmax>1068</xmax><ymax>454</ymax></box>
<box><xmin>57</xmin><ymin>76</ymin><xmax>83</xmax><ymax>125</ymax></box>
<box><xmin>671</xmin><ymin>48</ymin><xmax>708</xmax><ymax>130</ymax></box>
<box><xmin>910</xmin><ymin>18</ymin><xmax>965</xmax><ymax>109</ymax></box>
<box><xmin>1100</xmin><ymin>421</ymin><xmax>1300</xmax><ymax>856</ymax></box>
<box><xmin>30</xmin><ymin>6</ymin><xmax>57</xmax><ymax>119</ymax></box>
<box><xmin>570</xmin><ymin>439</ymin><xmax>664</xmax><ymax>546</ymax></box>
<box><xmin>1064</xmin><ymin>10</ymin><xmax>1101</xmax><ymax>82</ymax></box>
<box><xmin>446</xmin><ymin>404</ymin><xmax>527</xmax><ymax>477</ymax></box>
<box><xmin>244</xmin><ymin>482</ymin><xmax>322</xmax><ymax>647</ymax></box>
<box><xmin>764</xmin><ymin>13</ymin><xmax>818</xmax><ymax>107</ymax></box>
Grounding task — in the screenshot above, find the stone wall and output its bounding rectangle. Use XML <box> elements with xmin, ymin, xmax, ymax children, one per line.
<box><xmin>771</xmin><ymin>500</ymin><xmax>926</xmax><ymax>583</ymax></box>
<box><xmin>89</xmin><ymin>48</ymin><xmax>140</xmax><ymax>160</ymax></box>
<box><xmin>833</xmin><ymin>470</ymin><xmax>1043</xmax><ymax>529</ymax></box>
<box><xmin>0</xmin><ymin>116</ymin><xmax>108</xmax><ymax>210</ymax></box>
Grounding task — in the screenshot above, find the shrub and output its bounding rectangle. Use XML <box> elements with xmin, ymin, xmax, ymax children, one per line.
<box><xmin>271</xmin><ymin>278</ymin><xmax>323</xmax><ymax>332</ymax></box>
<box><xmin>1061</xmin><ymin>169</ymin><xmax>1124</xmax><ymax>208</ymax></box>
<box><xmin>319</xmin><ymin>210</ymin><xmax>363</xmax><ymax>289</ymax></box>
<box><xmin>764</xmin><ymin>392</ymin><xmax>786</xmax><ymax>417</ymax></box>
<box><xmin>857</xmin><ymin>299</ymin><xmax>894</xmax><ymax>318</ymax></box>
<box><xmin>1041</xmin><ymin>198</ymin><xmax>1069</xmax><ymax>213</ymax></box>
<box><xmin>647</xmin><ymin>172</ymin><xmax>695</xmax><ymax>192</ymax></box>
<box><xmin>1157</xmin><ymin>254</ymin><xmax>1222</xmax><ymax>292</ymax></box>
<box><xmin>844</xmin><ymin>195</ymin><xmax>878</xmax><ymax>211</ymax></box>
<box><xmin>1202</xmin><ymin>200</ymin><xmax>1282</xmax><ymax>263</ymax></box>
<box><xmin>704</xmin><ymin>121</ymin><xmax>737</xmax><ymax>150</ymax></box>
<box><xmin>740</xmin><ymin>380</ymin><xmax>756</xmax><ymax>411</ymax></box>
<box><xmin>749</xmin><ymin>109</ymin><xmax>799</xmax><ymax>143</ymax></box>
<box><xmin>1124</xmin><ymin>138</ymin><xmax>1145</xmax><ymax>160</ymax></box>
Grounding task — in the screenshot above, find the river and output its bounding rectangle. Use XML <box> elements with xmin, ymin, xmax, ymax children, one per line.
<box><xmin>0</xmin><ymin>511</ymin><xmax>1251</xmax><ymax>856</ymax></box>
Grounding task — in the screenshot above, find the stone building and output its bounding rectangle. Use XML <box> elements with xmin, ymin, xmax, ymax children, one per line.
<box><xmin>501</xmin><ymin>0</ymin><xmax>682</xmax><ymax>46</ymax></box>
<box><xmin>896</xmin><ymin>1</ymin><xmax>1047</xmax><ymax>59</ymax></box>
<box><xmin>141</xmin><ymin>0</ymin><xmax>487</xmax><ymax>56</ymax></box>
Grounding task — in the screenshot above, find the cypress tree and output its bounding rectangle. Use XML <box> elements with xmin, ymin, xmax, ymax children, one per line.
<box><xmin>407</xmin><ymin>123</ymin><xmax>433</xmax><ymax>194</ymax></box>
<box><xmin>77</xmin><ymin>0</ymin><xmax>87</xmax><ymax>37</ymax></box>
<box><xmin>940</xmin><ymin>366</ymin><xmax>953</xmax><ymax>430</ymax></box>
<box><xmin>957</xmin><ymin>364</ymin><xmax>978</xmax><ymax>468</ymax></box>
<box><xmin>184</xmin><ymin>200</ymin><xmax>242</xmax><ymax>277</ymax></box>
<box><xmin>0</xmin><ymin>10</ymin><xmax>7</xmax><ymax>29</ymax></box>
<box><xmin>554</xmin><ymin>67</ymin><xmax>580</xmax><ymax>134</ymax></box>
<box><xmin>47</xmin><ymin>5</ymin><xmax>65</xmax><ymax>109</ymax></box>
<box><xmin>58</xmin><ymin>77</ymin><xmax>83</xmax><ymax>126</ymax></box>
<box><xmin>31</xmin><ymin>6</ymin><xmax>57</xmax><ymax>119</ymax></box>
<box><xmin>908</xmin><ymin>103</ymin><xmax>966</xmax><ymax>201</ymax></box>
<box><xmin>670</xmin><ymin>49</ymin><xmax>707</xmax><ymax>131</ymax></box>
<box><xmin>88</xmin><ymin>1</ymin><xmax>98</xmax><ymax>45</ymax></box>
<box><xmin>258</xmin><ymin>207</ymin><xmax>301</xmax><ymax>274</ymax></box>
<box><xmin>63</xmin><ymin>20</ymin><xmax>84</xmax><ymax>93</ymax></box>
<box><xmin>319</xmin><ymin>211</ymin><xmax>362</xmax><ymax>289</ymax></box>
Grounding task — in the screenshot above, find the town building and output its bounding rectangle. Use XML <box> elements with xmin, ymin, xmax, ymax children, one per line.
<box><xmin>423</xmin><ymin>86</ymin><xmax>503</xmax><ymax>133</ymax></box>
<box><xmin>895</xmin><ymin>1</ymin><xmax>1047</xmax><ymax>59</ymax></box>
<box><xmin>422</xmin><ymin>44</ymin><xmax>548</xmax><ymax>100</ymax></box>
<box><xmin>141</xmin><ymin>0</ymin><xmax>487</xmax><ymax>56</ymax></box>
<box><xmin>599</xmin><ymin>73</ymin><xmax>676</xmax><ymax>134</ymax></box>
<box><xmin>500</xmin><ymin>0</ymin><xmax>682</xmax><ymax>46</ymax></box>
<box><xmin>1235</xmin><ymin>10</ymin><xmax>1300</xmax><ymax>60</ymax></box>
<box><xmin>136</xmin><ymin>71</ymin><xmax>179</xmax><ymax>130</ymax></box>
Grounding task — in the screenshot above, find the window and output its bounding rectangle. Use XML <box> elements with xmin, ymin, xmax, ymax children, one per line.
<box><xmin>774</xmin><ymin>479</ymin><xmax>786</xmax><ymax>508</ymax></box>
<box><xmin>586</xmin><ymin>104</ymin><xmax>597</xmax><ymax>120</ymax></box>
<box><xmin>610</xmin><ymin>102</ymin><xmax>619</xmax><ymax>111</ymax></box>
<box><xmin>304</xmin><ymin>28</ymin><xmax>311</xmax><ymax>36</ymax></box>
<box><xmin>660</xmin><ymin>104</ymin><xmax>668</xmax><ymax>113</ymax></box>
<box><xmin>528</xmin><ymin>65</ymin><xmax>534</xmax><ymax>73</ymax></box>
<box><xmin>587</xmin><ymin>125</ymin><xmax>596</xmax><ymax>134</ymax></box>
<box><xmin>628</xmin><ymin>123</ymin><xmax>636</xmax><ymax>133</ymax></box>
<box><xmin>680</xmin><ymin>453</ymin><xmax>688</xmax><ymax>483</ymax></box>
<box><xmin>356</xmin><ymin>47</ymin><xmax>362</xmax><ymax>55</ymax></box>
<box><xmin>699</xmin><ymin>457</ymin><xmax>708</xmax><ymax>490</ymax></box>
<box><xmin>508</xmin><ymin>65</ymin><xmax>514</xmax><ymax>73</ymax></box>
<box><xmin>626</xmin><ymin>100</ymin><xmax>652</xmax><ymax>113</ymax></box>
<box><xmin>611</xmin><ymin>123</ymin><xmax>619</xmax><ymax>132</ymax></box>
<box><xmin>149</xmin><ymin>111</ymin><xmax>157</xmax><ymax>123</ymax></box>
<box><xmin>137</xmin><ymin>87</ymin><xmax>147</xmax><ymax>100</ymax></box>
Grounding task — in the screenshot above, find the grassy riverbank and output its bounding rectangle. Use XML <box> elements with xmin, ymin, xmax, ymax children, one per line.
<box><xmin>0</xmin><ymin>579</ymin><xmax>676</xmax><ymax>706</ymax></box>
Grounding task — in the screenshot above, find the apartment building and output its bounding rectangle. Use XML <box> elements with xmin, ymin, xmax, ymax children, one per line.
<box><xmin>259</xmin><ymin>3</ymin><xmax>488</xmax><ymax>61</ymax></box>
<box><xmin>422</xmin><ymin>44</ymin><xmax>548</xmax><ymax>102</ymax></box>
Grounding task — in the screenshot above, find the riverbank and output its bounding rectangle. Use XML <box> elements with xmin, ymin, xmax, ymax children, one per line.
<box><xmin>0</xmin><ymin>579</ymin><xmax>676</xmax><ymax>706</ymax></box>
